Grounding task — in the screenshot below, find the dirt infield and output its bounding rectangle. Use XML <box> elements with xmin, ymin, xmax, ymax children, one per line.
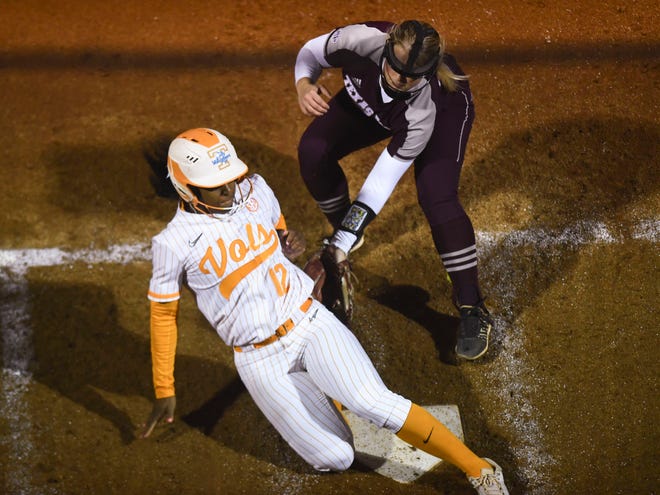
<box><xmin>1</xmin><ymin>1</ymin><xmax>658</xmax><ymax>494</ymax></box>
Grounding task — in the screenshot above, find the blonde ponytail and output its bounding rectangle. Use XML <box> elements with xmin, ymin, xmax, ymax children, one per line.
<box><xmin>436</xmin><ymin>62</ymin><xmax>469</xmax><ymax>92</ymax></box>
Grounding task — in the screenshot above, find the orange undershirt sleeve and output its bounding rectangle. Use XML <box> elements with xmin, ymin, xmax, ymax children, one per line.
<box><xmin>275</xmin><ymin>214</ymin><xmax>287</xmax><ymax>231</ymax></box>
<box><xmin>150</xmin><ymin>300</ymin><xmax>179</xmax><ymax>399</ymax></box>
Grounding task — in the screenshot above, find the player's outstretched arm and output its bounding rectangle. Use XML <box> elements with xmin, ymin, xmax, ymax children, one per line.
<box><xmin>139</xmin><ymin>396</ymin><xmax>176</xmax><ymax>438</ymax></box>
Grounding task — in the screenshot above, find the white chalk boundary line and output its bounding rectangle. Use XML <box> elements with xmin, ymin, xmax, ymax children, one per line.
<box><xmin>0</xmin><ymin>244</ymin><xmax>151</xmax><ymax>495</ymax></box>
<box><xmin>1</xmin><ymin>219</ymin><xmax>657</xmax><ymax>494</ymax></box>
<box><xmin>475</xmin><ymin>219</ymin><xmax>658</xmax><ymax>493</ymax></box>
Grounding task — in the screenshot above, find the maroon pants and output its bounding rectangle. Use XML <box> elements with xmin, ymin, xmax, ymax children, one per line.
<box><xmin>298</xmin><ymin>81</ymin><xmax>482</xmax><ymax>305</ymax></box>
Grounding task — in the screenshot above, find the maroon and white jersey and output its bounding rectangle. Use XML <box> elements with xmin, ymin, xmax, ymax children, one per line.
<box><xmin>296</xmin><ymin>21</ymin><xmax>476</xmax><ymax>258</ymax></box>
<box><xmin>321</xmin><ymin>21</ymin><xmax>438</xmax><ymax>161</ymax></box>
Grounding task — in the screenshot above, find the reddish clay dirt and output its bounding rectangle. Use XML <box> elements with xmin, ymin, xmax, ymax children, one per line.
<box><xmin>0</xmin><ymin>2</ymin><xmax>658</xmax><ymax>494</ymax></box>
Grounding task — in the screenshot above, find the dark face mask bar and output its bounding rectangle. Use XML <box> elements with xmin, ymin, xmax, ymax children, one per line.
<box><xmin>382</xmin><ymin>42</ymin><xmax>438</xmax><ymax>80</ymax></box>
<box><xmin>379</xmin><ymin>21</ymin><xmax>440</xmax><ymax>99</ymax></box>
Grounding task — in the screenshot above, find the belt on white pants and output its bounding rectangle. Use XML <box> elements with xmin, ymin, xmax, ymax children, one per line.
<box><xmin>233</xmin><ymin>297</ymin><xmax>313</xmax><ymax>353</ymax></box>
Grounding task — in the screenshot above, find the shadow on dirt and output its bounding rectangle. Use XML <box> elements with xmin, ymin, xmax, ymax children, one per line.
<box><xmin>361</xmin><ymin>116</ymin><xmax>658</xmax><ymax>239</ymax></box>
<box><xmin>460</xmin><ymin>117</ymin><xmax>658</xmax><ymax>229</ymax></box>
<box><xmin>26</xmin><ymin>276</ymin><xmax>516</xmax><ymax>478</ymax></box>
<box><xmin>41</xmin><ymin>130</ymin><xmax>311</xmax><ymax>229</ymax></box>
<box><xmin>24</xmin><ymin>280</ymin><xmax>334</xmax><ymax>473</ymax></box>
<box><xmin>2</xmin><ymin>41</ymin><xmax>656</xmax><ymax>71</ymax></box>
<box><xmin>28</xmin><ymin>281</ymin><xmax>242</xmax><ymax>446</ymax></box>
<box><xmin>357</xmin><ymin>117</ymin><xmax>658</xmax><ymax>322</ymax></box>
<box><xmin>370</xmin><ymin>284</ymin><xmax>459</xmax><ymax>366</ymax></box>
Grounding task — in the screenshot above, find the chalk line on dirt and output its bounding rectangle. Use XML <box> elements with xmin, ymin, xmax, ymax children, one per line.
<box><xmin>476</xmin><ymin>219</ymin><xmax>658</xmax><ymax>493</ymax></box>
<box><xmin>1</xmin><ymin>267</ymin><xmax>37</xmax><ymax>495</ymax></box>
<box><xmin>0</xmin><ymin>244</ymin><xmax>150</xmax><ymax>495</ymax></box>
<box><xmin>0</xmin><ymin>221</ymin><xmax>657</xmax><ymax>494</ymax></box>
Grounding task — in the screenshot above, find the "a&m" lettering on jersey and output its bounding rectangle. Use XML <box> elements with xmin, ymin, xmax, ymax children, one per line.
<box><xmin>344</xmin><ymin>74</ymin><xmax>374</xmax><ymax>117</ymax></box>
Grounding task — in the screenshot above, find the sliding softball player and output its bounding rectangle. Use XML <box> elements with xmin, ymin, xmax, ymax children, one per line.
<box><xmin>140</xmin><ymin>128</ymin><xmax>509</xmax><ymax>494</ymax></box>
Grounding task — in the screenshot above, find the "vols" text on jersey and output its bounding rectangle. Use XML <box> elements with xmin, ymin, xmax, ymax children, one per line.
<box><xmin>199</xmin><ymin>223</ymin><xmax>287</xmax><ymax>299</ymax></box>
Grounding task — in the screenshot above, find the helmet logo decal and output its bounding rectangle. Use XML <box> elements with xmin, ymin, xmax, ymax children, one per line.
<box><xmin>208</xmin><ymin>144</ymin><xmax>232</xmax><ymax>169</ymax></box>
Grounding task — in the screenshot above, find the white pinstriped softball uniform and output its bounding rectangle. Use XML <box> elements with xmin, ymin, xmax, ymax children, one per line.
<box><xmin>148</xmin><ymin>174</ymin><xmax>411</xmax><ymax>470</ymax></box>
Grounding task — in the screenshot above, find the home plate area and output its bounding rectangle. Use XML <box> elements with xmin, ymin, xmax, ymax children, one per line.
<box><xmin>344</xmin><ymin>405</ymin><xmax>464</xmax><ymax>483</ymax></box>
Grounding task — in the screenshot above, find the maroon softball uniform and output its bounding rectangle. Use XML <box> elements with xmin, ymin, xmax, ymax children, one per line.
<box><xmin>296</xmin><ymin>21</ymin><xmax>482</xmax><ymax>306</ymax></box>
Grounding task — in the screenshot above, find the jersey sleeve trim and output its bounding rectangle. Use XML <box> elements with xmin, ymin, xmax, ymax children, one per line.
<box><xmin>148</xmin><ymin>290</ymin><xmax>181</xmax><ymax>302</ymax></box>
<box><xmin>323</xmin><ymin>28</ymin><xmax>341</xmax><ymax>62</ymax></box>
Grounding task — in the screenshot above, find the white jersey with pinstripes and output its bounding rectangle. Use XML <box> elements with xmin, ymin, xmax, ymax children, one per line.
<box><xmin>148</xmin><ymin>174</ymin><xmax>314</xmax><ymax>348</ymax></box>
<box><xmin>148</xmin><ymin>173</ymin><xmax>412</xmax><ymax>471</ymax></box>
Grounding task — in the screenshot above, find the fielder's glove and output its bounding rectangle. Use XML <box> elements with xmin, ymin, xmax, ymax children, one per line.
<box><xmin>303</xmin><ymin>244</ymin><xmax>354</xmax><ymax>325</ymax></box>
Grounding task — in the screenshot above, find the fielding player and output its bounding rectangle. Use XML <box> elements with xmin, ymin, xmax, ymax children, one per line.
<box><xmin>295</xmin><ymin>20</ymin><xmax>494</xmax><ymax>360</ymax></box>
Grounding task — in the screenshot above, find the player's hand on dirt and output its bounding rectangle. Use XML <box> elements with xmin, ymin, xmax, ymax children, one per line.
<box><xmin>139</xmin><ymin>395</ymin><xmax>176</xmax><ymax>438</ymax></box>
<box><xmin>296</xmin><ymin>78</ymin><xmax>331</xmax><ymax>116</ymax></box>
<box><xmin>279</xmin><ymin>229</ymin><xmax>306</xmax><ymax>261</ymax></box>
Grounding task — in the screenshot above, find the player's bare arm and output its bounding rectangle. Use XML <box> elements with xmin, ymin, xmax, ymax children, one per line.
<box><xmin>296</xmin><ymin>78</ymin><xmax>331</xmax><ymax>117</ymax></box>
<box><xmin>278</xmin><ymin>229</ymin><xmax>306</xmax><ymax>261</ymax></box>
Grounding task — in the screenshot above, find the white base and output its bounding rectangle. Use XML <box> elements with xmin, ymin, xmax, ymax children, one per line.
<box><xmin>344</xmin><ymin>404</ymin><xmax>464</xmax><ymax>484</ymax></box>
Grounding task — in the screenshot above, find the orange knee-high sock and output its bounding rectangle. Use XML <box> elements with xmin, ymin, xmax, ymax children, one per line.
<box><xmin>396</xmin><ymin>403</ymin><xmax>489</xmax><ymax>478</ymax></box>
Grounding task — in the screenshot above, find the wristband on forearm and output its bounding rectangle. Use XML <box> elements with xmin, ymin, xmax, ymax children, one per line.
<box><xmin>338</xmin><ymin>201</ymin><xmax>376</xmax><ymax>239</ymax></box>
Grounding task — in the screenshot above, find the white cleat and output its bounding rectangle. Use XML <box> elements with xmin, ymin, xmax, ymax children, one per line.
<box><xmin>467</xmin><ymin>458</ymin><xmax>510</xmax><ymax>495</ymax></box>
